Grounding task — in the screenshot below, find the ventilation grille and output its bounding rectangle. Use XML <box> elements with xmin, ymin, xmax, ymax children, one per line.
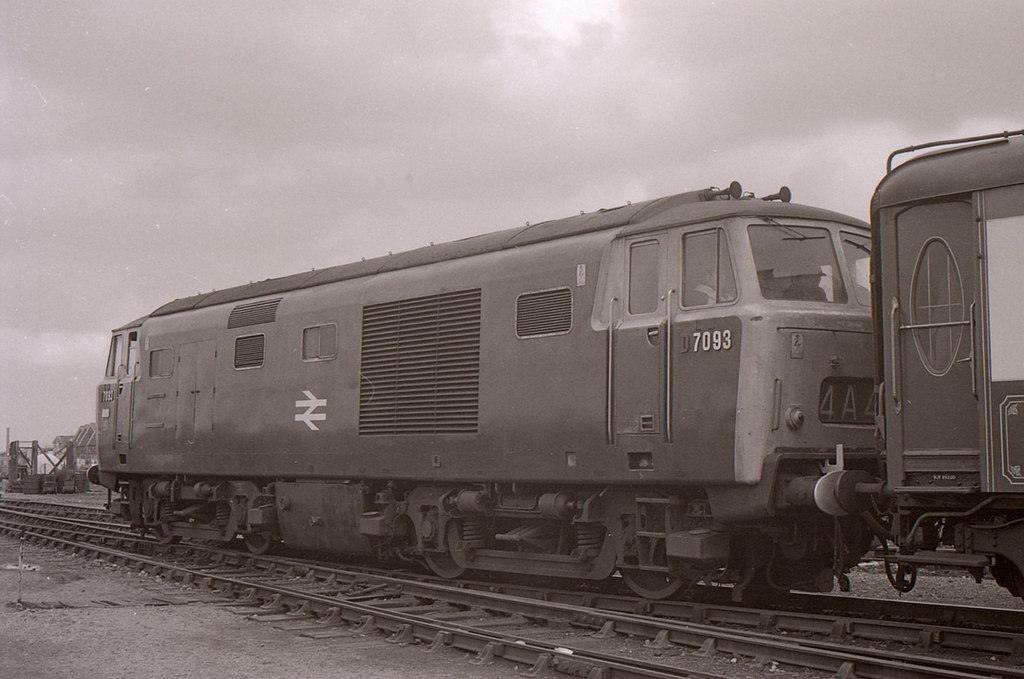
<box><xmin>228</xmin><ymin>298</ymin><xmax>282</xmax><ymax>328</ymax></box>
<box><xmin>359</xmin><ymin>289</ymin><xmax>481</xmax><ymax>435</ymax></box>
<box><xmin>234</xmin><ymin>334</ymin><xmax>265</xmax><ymax>369</ymax></box>
<box><xmin>516</xmin><ymin>288</ymin><xmax>572</xmax><ymax>338</ymax></box>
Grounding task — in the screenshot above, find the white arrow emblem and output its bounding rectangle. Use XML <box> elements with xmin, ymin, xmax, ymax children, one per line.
<box><xmin>295</xmin><ymin>390</ymin><xmax>327</xmax><ymax>431</ymax></box>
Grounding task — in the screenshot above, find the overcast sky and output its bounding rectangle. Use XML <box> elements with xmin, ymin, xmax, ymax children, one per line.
<box><xmin>2</xmin><ymin>1</ymin><xmax>1023</xmax><ymax>444</ymax></box>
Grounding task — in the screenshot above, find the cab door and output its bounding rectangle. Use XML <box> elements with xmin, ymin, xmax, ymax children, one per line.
<box><xmin>670</xmin><ymin>227</ymin><xmax>742</xmax><ymax>481</ymax></box>
<box><xmin>110</xmin><ymin>330</ymin><xmax>140</xmax><ymax>462</ymax></box>
<box><xmin>982</xmin><ymin>185</ymin><xmax>1024</xmax><ymax>491</ymax></box>
<box><xmin>612</xmin><ymin>234</ymin><xmax>667</xmax><ymax>441</ymax></box>
<box><xmin>889</xmin><ymin>200</ymin><xmax>980</xmax><ymax>489</ymax></box>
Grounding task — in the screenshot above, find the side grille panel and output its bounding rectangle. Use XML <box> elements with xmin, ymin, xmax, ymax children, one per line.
<box><xmin>228</xmin><ymin>298</ymin><xmax>282</xmax><ymax>328</ymax></box>
<box><xmin>516</xmin><ymin>287</ymin><xmax>572</xmax><ymax>338</ymax></box>
<box><xmin>359</xmin><ymin>289</ymin><xmax>481</xmax><ymax>435</ymax></box>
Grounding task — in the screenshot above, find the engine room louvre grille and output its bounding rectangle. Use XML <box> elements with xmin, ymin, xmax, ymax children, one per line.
<box><xmin>227</xmin><ymin>298</ymin><xmax>282</xmax><ymax>328</ymax></box>
<box><xmin>516</xmin><ymin>287</ymin><xmax>573</xmax><ymax>338</ymax></box>
<box><xmin>359</xmin><ymin>288</ymin><xmax>481</xmax><ymax>435</ymax></box>
<box><xmin>234</xmin><ymin>334</ymin><xmax>265</xmax><ymax>369</ymax></box>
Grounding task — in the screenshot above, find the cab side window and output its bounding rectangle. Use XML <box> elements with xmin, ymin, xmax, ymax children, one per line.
<box><xmin>105</xmin><ymin>334</ymin><xmax>124</xmax><ymax>378</ymax></box>
<box><xmin>125</xmin><ymin>331</ymin><xmax>140</xmax><ymax>377</ymax></box>
<box><xmin>682</xmin><ymin>229</ymin><xmax>736</xmax><ymax>306</ymax></box>
<box><xmin>628</xmin><ymin>240</ymin><xmax>661</xmax><ymax>314</ymax></box>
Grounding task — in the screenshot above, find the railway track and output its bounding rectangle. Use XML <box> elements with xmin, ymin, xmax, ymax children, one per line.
<box><xmin>2</xmin><ymin>498</ymin><xmax>1021</xmax><ymax>678</ymax></box>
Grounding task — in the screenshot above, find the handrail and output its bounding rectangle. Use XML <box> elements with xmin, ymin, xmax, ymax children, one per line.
<box><xmin>887</xmin><ymin>129</ymin><xmax>1024</xmax><ymax>173</ymax></box>
<box><xmin>606</xmin><ymin>297</ymin><xmax>617</xmax><ymax>445</ymax></box>
<box><xmin>663</xmin><ymin>289</ymin><xmax>676</xmax><ymax>444</ymax></box>
<box><xmin>956</xmin><ymin>302</ymin><xmax>977</xmax><ymax>397</ymax></box>
<box><xmin>890</xmin><ymin>297</ymin><xmax>902</xmax><ymax>415</ymax></box>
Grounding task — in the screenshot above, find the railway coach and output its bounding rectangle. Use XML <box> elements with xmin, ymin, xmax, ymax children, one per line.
<box><xmin>871</xmin><ymin>130</ymin><xmax>1024</xmax><ymax>596</ymax></box>
<box><xmin>91</xmin><ymin>181</ymin><xmax>877</xmax><ymax>599</ymax></box>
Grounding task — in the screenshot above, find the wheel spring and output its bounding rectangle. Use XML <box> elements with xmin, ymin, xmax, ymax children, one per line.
<box><xmin>576</xmin><ymin>523</ymin><xmax>605</xmax><ymax>550</ymax></box>
<box><xmin>461</xmin><ymin>517</ymin><xmax>486</xmax><ymax>543</ymax></box>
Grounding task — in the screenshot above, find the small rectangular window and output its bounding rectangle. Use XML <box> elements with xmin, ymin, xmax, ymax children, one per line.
<box><xmin>149</xmin><ymin>348</ymin><xmax>174</xmax><ymax>378</ymax></box>
<box><xmin>682</xmin><ymin>229</ymin><xmax>737</xmax><ymax>307</ymax></box>
<box><xmin>302</xmin><ymin>324</ymin><xmax>338</xmax><ymax>361</ymax></box>
<box><xmin>234</xmin><ymin>334</ymin><xmax>265</xmax><ymax>369</ymax></box>
<box><xmin>628</xmin><ymin>240</ymin><xmax>661</xmax><ymax>314</ymax></box>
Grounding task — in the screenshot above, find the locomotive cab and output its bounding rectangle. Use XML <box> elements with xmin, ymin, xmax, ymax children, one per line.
<box><xmin>595</xmin><ymin>196</ymin><xmax>877</xmax><ymax>597</ymax></box>
<box><xmin>94</xmin><ymin>321</ymin><xmax>142</xmax><ymax>491</ymax></box>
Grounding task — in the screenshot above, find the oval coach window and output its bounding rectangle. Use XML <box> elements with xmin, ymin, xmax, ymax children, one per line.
<box><xmin>909</xmin><ymin>237</ymin><xmax>965</xmax><ymax>376</ymax></box>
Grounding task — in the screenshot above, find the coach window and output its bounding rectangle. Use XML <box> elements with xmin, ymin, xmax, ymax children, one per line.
<box><xmin>302</xmin><ymin>324</ymin><xmax>338</xmax><ymax>361</ymax></box>
<box><xmin>682</xmin><ymin>229</ymin><xmax>737</xmax><ymax>307</ymax></box>
<box><xmin>628</xmin><ymin>240</ymin><xmax>661</xmax><ymax>314</ymax></box>
<box><xmin>149</xmin><ymin>348</ymin><xmax>174</xmax><ymax>378</ymax></box>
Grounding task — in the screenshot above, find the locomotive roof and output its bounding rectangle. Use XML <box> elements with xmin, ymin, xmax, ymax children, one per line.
<box><xmin>873</xmin><ymin>131</ymin><xmax>1024</xmax><ymax>211</ymax></box>
<box><xmin>147</xmin><ymin>187</ymin><xmax>864</xmax><ymax>320</ymax></box>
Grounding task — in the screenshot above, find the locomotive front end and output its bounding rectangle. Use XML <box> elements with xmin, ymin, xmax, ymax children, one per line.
<box><xmin>706</xmin><ymin>213</ymin><xmax>878</xmax><ymax>595</ymax></box>
<box><xmin>603</xmin><ymin>192</ymin><xmax>878</xmax><ymax>597</ymax></box>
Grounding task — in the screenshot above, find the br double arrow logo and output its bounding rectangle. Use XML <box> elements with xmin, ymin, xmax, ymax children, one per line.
<box><xmin>295</xmin><ymin>390</ymin><xmax>327</xmax><ymax>431</ymax></box>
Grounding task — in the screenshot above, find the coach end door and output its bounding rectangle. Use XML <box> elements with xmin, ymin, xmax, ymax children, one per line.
<box><xmin>889</xmin><ymin>200</ymin><xmax>981</xmax><ymax>490</ymax></box>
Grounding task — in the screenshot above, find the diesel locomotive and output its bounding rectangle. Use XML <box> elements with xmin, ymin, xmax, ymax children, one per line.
<box><xmin>91</xmin><ymin>181</ymin><xmax>878</xmax><ymax>599</ymax></box>
<box><xmin>871</xmin><ymin>130</ymin><xmax>1024</xmax><ymax>596</ymax></box>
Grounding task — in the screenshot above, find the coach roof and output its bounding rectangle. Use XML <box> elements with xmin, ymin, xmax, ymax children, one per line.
<box><xmin>873</xmin><ymin>132</ymin><xmax>1024</xmax><ymax>212</ymax></box>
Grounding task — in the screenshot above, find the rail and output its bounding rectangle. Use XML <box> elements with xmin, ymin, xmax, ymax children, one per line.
<box><xmin>4</xmin><ymin>499</ymin><xmax>1024</xmax><ymax>678</ymax></box>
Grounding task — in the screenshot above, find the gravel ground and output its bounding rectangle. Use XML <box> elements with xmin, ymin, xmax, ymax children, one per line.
<box><xmin>842</xmin><ymin>559</ymin><xmax>1024</xmax><ymax>610</ymax></box>
<box><xmin>1</xmin><ymin>491</ymin><xmax>530</xmax><ymax>678</ymax></box>
<box><xmin>2</xmin><ymin>490</ymin><xmax>1021</xmax><ymax>678</ymax></box>
<box><xmin>0</xmin><ymin>537</ymin><xmax>531</xmax><ymax>679</ymax></box>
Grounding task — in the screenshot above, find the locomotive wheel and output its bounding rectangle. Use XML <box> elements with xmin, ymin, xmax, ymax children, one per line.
<box><xmin>424</xmin><ymin>521</ymin><xmax>469</xmax><ymax>579</ymax></box>
<box><xmin>423</xmin><ymin>551</ymin><xmax>467</xmax><ymax>579</ymax></box>
<box><xmin>619</xmin><ymin>568</ymin><xmax>687</xmax><ymax>599</ymax></box>
<box><xmin>243</xmin><ymin>532</ymin><xmax>276</xmax><ymax>556</ymax></box>
<box><xmin>150</xmin><ymin>524</ymin><xmax>179</xmax><ymax>545</ymax></box>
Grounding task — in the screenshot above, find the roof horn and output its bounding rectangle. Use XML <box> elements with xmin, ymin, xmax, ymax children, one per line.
<box><xmin>761</xmin><ymin>186</ymin><xmax>792</xmax><ymax>202</ymax></box>
<box><xmin>702</xmin><ymin>181</ymin><xmax>742</xmax><ymax>200</ymax></box>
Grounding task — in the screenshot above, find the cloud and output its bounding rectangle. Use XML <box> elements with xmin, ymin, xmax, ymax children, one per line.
<box><xmin>0</xmin><ymin>327</ymin><xmax>108</xmax><ymax>368</ymax></box>
<box><xmin>3</xmin><ymin>1</ymin><xmax>1024</xmax><ymax>439</ymax></box>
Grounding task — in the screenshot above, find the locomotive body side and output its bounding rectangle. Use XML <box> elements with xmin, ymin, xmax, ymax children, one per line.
<box><xmin>96</xmin><ymin>186</ymin><xmax>876</xmax><ymax>597</ymax></box>
<box><xmin>115</xmin><ymin>232</ymin><xmax>614</xmax><ymax>483</ymax></box>
<box><xmin>872</xmin><ymin>131</ymin><xmax>1024</xmax><ymax>595</ymax></box>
